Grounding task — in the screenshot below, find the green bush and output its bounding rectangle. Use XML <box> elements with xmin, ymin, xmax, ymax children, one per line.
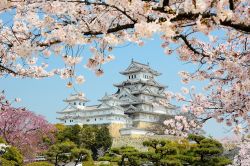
<box><xmin>101</xmin><ymin>135</ymin><xmax>232</xmax><ymax>166</ymax></box>
<box><xmin>82</xmin><ymin>152</ymin><xmax>94</xmax><ymax>166</ymax></box>
<box><xmin>25</xmin><ymin>161</ymin><xmax>53</xmax><ymax>166</ymax></box>
<box><xmin>1</xmin><ymin>146</ymin><xmax>23</xmax><ymax>166</ymax></box>
<box><xmin>0</xmin><ymin>157</ymin><xmax>16</xmax><ymax>166</ymax></box>
<box><xmin>83</xmin><ymin>158</ymin><xmax>94</xmax><ymax>166</ymax></box>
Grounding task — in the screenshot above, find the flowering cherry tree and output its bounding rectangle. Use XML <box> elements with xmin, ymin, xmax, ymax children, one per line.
<box><xmin>0</xmin><ymin>91</ymin><xmax>55</xmax><ymax>157</ymax></box>
<box><xmin>0</xmin><ymin>0</ymin><xmax>249</xmax><ymax>134</ymax></box>
<box><xmin>231</xmin><ymin>140</ymin><xmax>250</xmax><ymax>166</ymax></box>
<box><xmin>224</xmin><ymin>136</ymin><xmax>250</xmax><ymax>166</ymax></box>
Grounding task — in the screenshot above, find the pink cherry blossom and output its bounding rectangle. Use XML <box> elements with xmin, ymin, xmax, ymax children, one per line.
<box><xmin>0</xmin><ymin>92</ymin><xmax>55</xmax><ymax>158</ymax></box>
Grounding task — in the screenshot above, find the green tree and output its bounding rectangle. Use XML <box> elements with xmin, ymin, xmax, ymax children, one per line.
<box><xmin>52</xmin><ymin>124</ymin><xmax>112</xmax><ymax>161</ymax></box>
<box><xmin>79</xmin><ymin>125</ymin><xmax>112</xmax><ymax>160</ymax></box>
<box><xmin>187</xmin><ymin>134</ymin><xmax>231</xmax><ymax>166</ymax></box>
<box><xmin>46</xmin><ymin>140</ymin><xmax>77</xmax><ymax>166</ymax></box>
<box><xmin>100</xmin><ymin>135</ymin><xmax>231</xmax><ymax>166</ymax></box>
<box><xmin>56</xmin><ymin>124</ymin><xmax>81</xmax><ymax>146</ymax></box>
<box><xmin>79</xmin><ymin>125</ymin><xmax>99</xmax><ymax>149</ymax></box>
<box><xmin>99</xmin><ymin>146</ymin><xmax>141</xmax><ymax>165</ymax></box>
<box><xmin>0</xmin><ymin>157</ymin><xmax>16</xmax><ymax>166</ymax></box>
<box><xmin>25</xmin><ymin>161</ymin><xmax>54</xmax><ymax>166</ymax></box>
<box><xmin>0</xmin><ymin>137</ymin><xmax>23</xmax><ymax>166</ymax></box>
<box><xmin>1</xmin><ymin>146</ymin><xmax>23</xmax><ymax>166</ymax></box>
<box><xmin>46</xmin><ymin>140</ymin><xmax>94</xmax><ymax>166</ymax></box>
<box><xmin>92</xmin><ymin>126</ymin><xmax>113</xmax><ymax>160</ymax></box>
<box><xmin>72</xmin><ymin>148</ymin><xmax>93</xmax><ymax>166</ymax></box>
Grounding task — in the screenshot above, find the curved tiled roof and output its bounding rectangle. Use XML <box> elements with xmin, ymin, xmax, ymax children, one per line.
<box><xmin>120</xmin><ymin>60</ymin><xmax>161</xmax><ymax>76</ymax></box>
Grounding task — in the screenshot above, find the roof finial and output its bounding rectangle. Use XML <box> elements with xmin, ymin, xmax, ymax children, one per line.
<box><xmin>147</xmin><ymin>62</ymin><xmax>149</xmax><ymax>66</ymax></box>
<box><xmin>131</xmin><ymin>58</ymin><xmax>134</xmax><ymax>62</ymax></box>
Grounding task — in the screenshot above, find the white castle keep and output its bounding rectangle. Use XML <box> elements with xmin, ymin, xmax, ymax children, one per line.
<box><xmin>57</xmin><ymin>60</ymin><xmax>176</xmax><ymax>137</ymax></box>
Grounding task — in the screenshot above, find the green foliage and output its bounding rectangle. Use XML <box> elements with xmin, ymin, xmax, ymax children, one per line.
<box><xmin>72</xmin><ymin>148</ymin><xmax>93</xmax><ymax>166</ymax></box>
<box><xmin>80</xmin><ymin>125</ymin><xmax>112</xmax><ymax>159</ymax></box>
<box><xmin>83</xmin><ymin>157</ymin><xmax>95</xmax><ymax>166</ymax></box>
<box><xmin>0</xmin><ymin>157</ymin><xmax>16</xmax><ymax>166</ymax></box>
<box><xmin>187</xmin><ymin>134</ymin><xmax>231</xmax><ymax>166</ymax></box>
<box><xmin>1</xmin><ymin>146</ymin><xmax>23</xmax><ymax>166</ymax></box>
<box><xmin>54</xmin><ymin>123</ymin><xmax>66</xmax><ymax>132</ymax></box>
<box><xmin>0</xmin><ymin>137</ymin><xmax>6</xmax><ymax>143</ymax></box>
<box><xmin>46</xmin><ymin>139</ymin><xmax>95</xmax><ymax>166</ymax></box>
<box><xmin>54</xmin><ymin>124</ymin><xmax>112</xmax><ymax>160</ymax></box>
<box><xmin>46</xmin><ymin>140</ymin><xmax>77</xmax><ymax>165</ymax></box>
<box><xmin>93</xmin><ymin>126</ymin><xmax>112</xmax><ymax>156</ymax></box>
<box><xmin>99</xmin><ymin>146</ymin><xmax>141</xmax><ymax>165</ymax></box>
<box><xmin>101</xmin><ymin>135</ymin><xmax>231</xmax><ymax>166</ymax></box>
<box><xmin>80</xmin><ymin>125</ymin><xmax>99</xmax><ymax>149</ymax></box>
<box><xmin>56</xmin><ymin>124</ymin><xmax>82</xmax><ymax>146</ymax></box>
<box><xmin>25</xmin><ymin>161</ymin><xmax>54</xmax><ymax>166</ymax></box>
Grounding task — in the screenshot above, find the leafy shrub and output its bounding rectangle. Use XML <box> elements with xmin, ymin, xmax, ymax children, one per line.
<box><xmin>1</xmin><ymin>146</ymin><xmax>23</xmax><ymax>166</ymax></box>
<box><xmin>25</xmin><ymin>161</ymin><xmax>53</xmax><ymax>166</ymax></box>
<box><xmin>0</xmin><ymin>157</ymin><xmax>16</xmax><ymax>166</ymax></box>
<box><xmin>83</xmin><ymin>158</ymin><xmax>94</xmax><ymax>166</ymax></box>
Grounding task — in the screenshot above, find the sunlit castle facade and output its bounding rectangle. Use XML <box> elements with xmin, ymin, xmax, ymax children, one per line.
<box><xmin>57</xmin><ymin>60</ymin><xmax>176</xmax><ymax>137</ymax></box>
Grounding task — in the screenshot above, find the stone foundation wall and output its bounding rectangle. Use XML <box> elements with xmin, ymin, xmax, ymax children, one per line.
<box><xmin>108</xmin><ymin>123</ymin><xmax>125</xmax><ymax>138</ymax></box>
<box><xmin>133</xmin><ymin>121</ymin><xmax>156</xmax><ymax>129</ymax></box>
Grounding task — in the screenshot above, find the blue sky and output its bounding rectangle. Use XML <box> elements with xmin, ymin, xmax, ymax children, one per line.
<box><xmin>0</xmin><ymin>34</ymin><xmax>233</xmax><ymax>138</ymax></box>
<box><xmin>0</xmin><ymin>8</ymin><xmax>234</xmax><ymax>138</ymax></box>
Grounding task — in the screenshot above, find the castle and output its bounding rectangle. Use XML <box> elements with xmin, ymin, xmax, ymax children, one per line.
<box><xmin>57</xmin><ymin>60</ymin><xmax>176</xmax><ymax>137</ymax></box>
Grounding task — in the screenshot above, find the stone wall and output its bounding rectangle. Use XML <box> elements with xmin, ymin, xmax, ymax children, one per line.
<box><xmin>133</xmin><ymin>121</ymin><xmax>156</xmax><ymax>129</ymax></box>
<box><xmin>108</xmin><ymin>123</ymin><xmax>125</xmax><ymax>138</ymax></box>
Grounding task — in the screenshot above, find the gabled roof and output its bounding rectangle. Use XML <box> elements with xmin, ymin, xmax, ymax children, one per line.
<box><xmin>98</xmin><ymin>93</ymin><xmax>119</xmax><ymax>102</ymax></box>
<box><xmin>120</xmin><ymin>60</ymin><xmax>161</xmax><ymax>76</ymax></box>
<box><xmin>125</xmin><ymin>105</ymin><xmax>140</xmax><ymax>113</ymax></box>
<box><xmin>63</xmin><ymin>93</ymin><xmax>89</xmax><ymax>102</ymax></box>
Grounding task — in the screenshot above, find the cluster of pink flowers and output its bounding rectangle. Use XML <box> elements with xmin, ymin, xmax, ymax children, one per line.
<box><xmin>0</xmin><ymin>91</ymin><xmax>55</xmax><ymax>158</ymax></box>
<box><xmin>164</xmin><ymin>115</ymin><xmax>202</xmax><ymax>137</ymax></box>
<box><xmin>224</xmin><ymin>136</ymin><xmax>250</xmax><ymax>166</ymax></box>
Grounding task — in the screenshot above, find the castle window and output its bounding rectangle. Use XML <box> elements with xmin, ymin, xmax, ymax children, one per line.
<box><xmin>135</xmin><ymin>75</ymin><xmax>136</xmax><ymax>78</ymax></box>
<box><xmin>74</xmin><ymin>102</ymin><xmax>76</xmax><ymax>105</ymax></box>
<box><xmin>95</xmin><ymin>118</ymin><xmax>96</xmax><ymax>121</ymax></box>
<box><xmin>87</xmin><ymin>119</ymin><xmax>90</xmax><ymax>122</ymax></box>
<box><xmin>129</xmin><ymin>76</ymin><xmax>130</xmax><ymax>79</ymax></box>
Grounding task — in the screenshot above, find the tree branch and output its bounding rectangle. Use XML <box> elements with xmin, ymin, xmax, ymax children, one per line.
<box><xmin>0</xmin><ymin>64</ymin><xmax>17</xmax><ymax>75</ymax></box>
<box><xmin>229</xmin><ymin>0</ymin><xmax>234</xmax><ymax>10</ymax></box>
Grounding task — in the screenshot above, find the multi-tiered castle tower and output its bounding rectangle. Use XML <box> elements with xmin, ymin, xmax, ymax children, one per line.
<box><xmin>57</xmin><ymin>60</ymin><xmax>176</xmax><ymax>137</ymax></box>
